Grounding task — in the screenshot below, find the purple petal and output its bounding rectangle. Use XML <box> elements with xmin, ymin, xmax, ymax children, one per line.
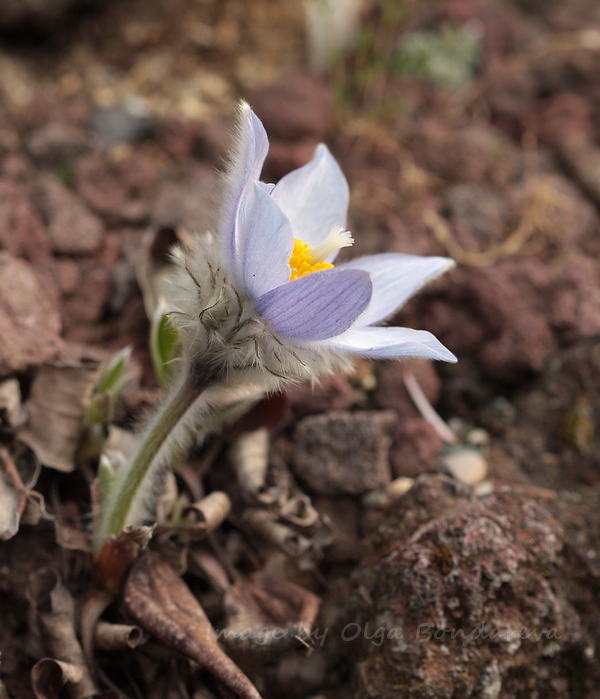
<box><xmin>223</xmin><ymin>103</ymin><xmax>269</xmax><ymax>265</ymax></box>
<box><xmin>256</xmin><ymin>269</ymin><xmax>372</xmax><ymax>341</ymax></box>
<box><xmin>235</xmin><ymin>182</ymin><xmax>293</xmax><ymax>298</ymax></box>
<box><xmin>328</xmin><ymin>326</ymin><xmax>457</xmax><ymax>362</ymax></box>
<box><xmin>271</xmin><ymin>145</ymin><xmax>349</xmax><ymax>255</ymax></box>
<box><xmin>341</xmin><ymin>254</ymin><xmax>454</xmax><ymax>326</ymax></box>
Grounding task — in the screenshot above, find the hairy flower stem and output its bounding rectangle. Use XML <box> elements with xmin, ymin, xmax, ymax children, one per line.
<box><xmin>92</xmin><ymin>377</ymin><xmax>202</xmax><ymax>557</ymax></box>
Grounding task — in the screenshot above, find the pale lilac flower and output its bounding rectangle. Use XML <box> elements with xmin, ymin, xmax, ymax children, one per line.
<box><xmin>170</xmin><ymin>103</ymin><xmax>455</xmax><ymax>391</ymax></box>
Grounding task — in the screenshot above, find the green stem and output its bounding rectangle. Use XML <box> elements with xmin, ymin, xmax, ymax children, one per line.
<box><xmin>92</xmin><ymin>379</ymin><xmax>199</xmax><ymax>556</ymax></box>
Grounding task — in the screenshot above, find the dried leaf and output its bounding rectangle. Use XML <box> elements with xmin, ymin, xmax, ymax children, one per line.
<box><xmin>95</xmin><ymin>524</ymin><xmax>155</xmax><ymax>593</ymax></box>
<box><xmin>187</xmin><ymin>549</ymin><xmax>231</xmax><ymax>594</ymax></box>
<box><xmin>29</xmin><ymin>570</ymin><xmax>97</xmax><ymax>699</ymax></box>
<box><xmin>0</xmin><ymin>448</ymin><xmax>27</xmax><ymax>540</ymax></box>
<box><xmin>0</xmin><ymin>377</ymin><xmax>27</xmax><ymax>430</ymax></box>
<box><xmin>81</xmin><ymin>589</ymin><xmax>113</xmax><ymax>673</ymax></box>
<box><xmin>19</xmin><ymin>361</ymin><xmax>101</xmax><ymax>472</ymax></box>
<box><xmin>183</xmin><ymin>491</ymin><xmax>232</xmax><ymax>535</ymax></box>
<box><xmin>94</xmin><ymin>621</ymin><xmax>147</xmax><ymax>651</ymax></box>
<box><xmin>279</xmin><ymin>494</ymin><xmax>320</xmax><ymax>528</ymax></box>
<box><xmin>229</xmin><ymin>429</ymin><xmax>270</xmax><ymax>502</ymax></box>
<box><xmin>123</xmin><ymin>553</ymin><xmax>261</xmax><ymax>699</ymax></box>
<box><xmin>31</xmin><ymin>658</ymin><xmax>85</xmax><ymax>699</ymax></box>
<box><xmin>242</xmin><ymin>509</ymin><xmax>313</xmax><ymax>559</ymax></box>
<box><xmin>221</xmin><ymin>573</ymin><xmax>321</xmax><ymax>657</ymax></box>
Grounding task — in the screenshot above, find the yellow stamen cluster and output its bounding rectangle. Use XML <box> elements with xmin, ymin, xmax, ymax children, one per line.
<box><xmin>289</xmin><ymin>238</ymin><xmax>334</xmax><ymax>281</ymax></box>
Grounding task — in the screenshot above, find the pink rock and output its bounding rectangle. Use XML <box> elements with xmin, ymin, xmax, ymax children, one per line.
<box><xmin>293</xmin><ymin>410</ymin><xmax>396</xmax><ymax>495</ymax></box>
<box><xmin>75</xmin><ymin>152</ymin><xmax>158</xmax><ymax>223</ymax></box>
<box><xmin>32</xmin><ymin>175</ymin><xmax>104</xmax><ymax>256</ymax></box>
<box><xmin>389</xmin><ymin>417</ymin><xmax>444</xmax><ymax>478</ymax></box>
<box><xmin>27</xmin><ymin>122</ymin><xmax>89</xmax><ymax>165</ymax></box>
<box><xmin>0</xmin><ymin>252</ymin><xmax>61</xmax><ymax>377</ymax></box>
<box><xmin>250</xmin><ymin>73</ymin><xmax>334</xmax><ymax>142</ymax></box>
<box><xmin>286</xmin><ymin>374</ymin><xmax>354</xmax><ymax>418</ymax></box>
<box><xmin>0</xmin><ymin>179</ymin><xmax>50</xmax><ymax>262</ymax></box>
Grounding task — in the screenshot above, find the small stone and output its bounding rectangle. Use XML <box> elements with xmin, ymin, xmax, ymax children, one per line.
<box><xmin>293</xmin><ymin>410</ymin><xmax>396</xmax><ymax>495</ymax></box>
<box><xmin>440</xmin><ymin>447</ymin><xmax>488</xmax><ymax>486</ymax></box>
<box><xmin>387</xmin><ymin>477</ymin><xmax>415</xmax><ymax>498</ymax></box>
<box><xmin>26</xmin><ymin>122</ymin><xmax>89</xmax><ymax>165</ymax></box>
<box><xmin>474</xmin><ymin>480</ymin><xmax>495</xmax><ymax>497</ymax></box>
<box><xmin>466</xmin><ymin>428</ymin><xmax>491</xmax><ymax>446</ymax></box>
<box><xmin>91</xmin><ymin>104</ymin><xmax>153</xmax><ymax>149</ymax></box>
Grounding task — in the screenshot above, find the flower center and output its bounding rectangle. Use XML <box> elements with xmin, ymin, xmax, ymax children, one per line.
<box><xmin>288</xmin><ymin>226</ymin><xmax>354</xmax><ymax>281</ymax></box>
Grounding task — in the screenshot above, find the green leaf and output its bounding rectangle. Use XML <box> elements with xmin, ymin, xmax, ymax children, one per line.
<box><xmin>150</xmin><ymin>305</ymin><xmax>181</xmax><ymax>386</ymax></box>
<box><xmin>98</xmin><ymin>454</ymin><xmax>118</xmax><ymax>505</ymax></box>
<box><xmin>95</xmin><ymin>346</ymin><xmax>133</xmax><ymax>397</ymax></box>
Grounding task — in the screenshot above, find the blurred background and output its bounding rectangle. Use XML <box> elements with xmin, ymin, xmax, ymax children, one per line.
<box><xmin>1</xmin><ymin>0</ymin><xmax>599</xmax><ymax>483</ymax></box>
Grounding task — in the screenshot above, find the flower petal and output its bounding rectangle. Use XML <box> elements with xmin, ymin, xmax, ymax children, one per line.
<box><xmin>271</xmin><ymin>145</ymin><xmax>349</xmax><ymax>253</ymax></box>
<box><xmin>224</xmin><ymin>103</ymin><xmax>269</xmax><ymax>264</ymax></box>
<box><xmin>235</xmin><ymin>182</ymin><xmax>294</xmax><ymax>298</ymax></box>
<box><xmin>328</xmin><ymin>326</ymin><xmax>457</xmax><ymax>362</ymax></box>
<box><xmin>341</xmin><ymin>254</ymin><xmax>454</xmax><ymax>326</ymax></box>
<box><xmin>256</xmin><ymin>268</ymin><xmax>372</xmax><ymax>341</ymax></box>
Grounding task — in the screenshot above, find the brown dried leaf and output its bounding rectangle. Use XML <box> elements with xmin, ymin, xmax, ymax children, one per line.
<box><xmin>187</xmin><ymin>548</ymin><xmax>232</xmax><ymax>594</ymax></box>
<box><xmin>81</xmin><ymin>588</ymin><xmax>113</xmax><ymax>673</ymax></box>
<box><xmin>279</xmin><ymin>493</ymin><xmax>320</xmax><ymax>528</ymax></box>
<box><xmin>0</xmin><ymin>448</ymin><xmax>27</xmax><ymax>540</ymax></box>
<box><xmin>28</xmin><ymin>570</ymin><xmax>97</xmax><ymax>699</ymax></box>
<box><xmin>123</xmin><ymin>553</ymin><xmax>261</xmax><ymax>699</ymax></box>
<box><xmin>229</xmin><ymin>429</ymin><xmax>270</xmax><ymax>501</ymax></box>
<box><xmin>221</xmin><ymin>573</ymin><xmax>321</xmax><ymax>656</ymax></box>
<box><xmin>0</xmin><ymin>377</ymin><xmax>27</xmax><ymax>430</ymax></box>
<box><xmin>94</xmin><ymin>621</ymin><xmax>148</xmax><ymax>651</ymax></box>
<box><xmin>31</xmin><ymin>658</ymin><xmax>85</xmax><ymax>699</ymax></box>
<box><xmin>183</xmin><ymin>491</ymin><xmax>231</xmax><ymax>533</ymax></box>
<box><xmin>19</xmin><ymin>361</ymin><xmax>101</xmax><ymax>472</ymax></box>
<box><xmin>242</xmin><ymin>509</ymin><xmax>313</xmax><ymax>559</ymax></box>
<box><xmin>95</xmin><ymin>524</ymin><xmax>155</xmax><ymax>593</ymax></box>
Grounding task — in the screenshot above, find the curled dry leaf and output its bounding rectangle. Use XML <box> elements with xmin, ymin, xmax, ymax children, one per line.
<box><xmin>0</xmin><ymin>377</ymin><xmax>27</xmax><ymax>430</ymax></box>
<box><xmin>0</xmin><ymin>448</ymin><xmax>28</xmax><ymax>540</ymax></box>
<box><xmin>94</xmin><ymin>621</ymin><xmax>148</xmax><ymax>651</ymax></box>
<box><xmin>155</xmin><ymin>490</ymin><xmax>232</xmax><ymax>542</ymax></box>
<box><xmin>279</xmin><ymin>493</ymin><xmax>320</xmax><ymax>528</ymax></box>
<box><xmin>230</xmin><ymin>428</ymin><xmax>270</xmax><ymax>502</ymax></box>
<box><xmin>183</xmin><ymin>491</ymin><xmax>231</xmax><ymax>534</ymax></box>
<box><xmin>81</xmin><ymin>589</ymin><xmax>113</xmax><ymax>672</ymax></box>
<box><xmin>242</xmin><ymin>509</ymin><xmax>313</xmax><ymax>559</ymax></box>
<box><xmin>28</xmin><ymin>569</ymin><xmax>97</xmax><ymax>699</ymax></box>
<box><xmin>19</xmin><ymin>361</ymin><xmax>101</xmax><ymax>472</ymax></box>
<box><xmin>123</xmin><ymin>553</ymin><xmax>262</xmax><ymax>699</ymax></box>
<box><xmin>31</xmin><ymin>658</ymin><xmax>85</xmax><ymax>699</ymax></box>
<box><xmin>221</xmin><ymin>572</ymin><xmax>321</xmax><ymax>657</ymax></box>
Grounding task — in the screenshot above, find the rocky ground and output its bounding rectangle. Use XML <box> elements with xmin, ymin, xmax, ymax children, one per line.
<box><xmin>1</xmin><ymin>0</ymin><xmax>600</xmax><ymax>697</ymax></box>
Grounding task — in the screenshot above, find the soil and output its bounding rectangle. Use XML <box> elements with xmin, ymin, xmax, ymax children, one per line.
<box><xmin>1</xmin><ymin>0</ymin><xmax>600</xmax><ymax>697</ymax></box>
